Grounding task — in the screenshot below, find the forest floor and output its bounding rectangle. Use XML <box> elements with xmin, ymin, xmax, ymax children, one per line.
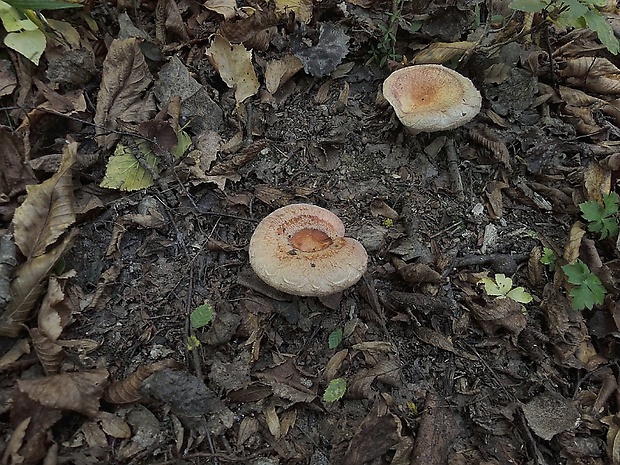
<box><xmin>2</xmin><ymin>1</ymin><xmax>620</xmax><ymax>464</ymax></box>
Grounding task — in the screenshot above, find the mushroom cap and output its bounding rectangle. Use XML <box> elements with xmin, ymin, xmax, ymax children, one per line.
<box><xmin>383</xmin><ymin>64</ymin><xmax>482</xmax><ymax>133</ymax></box>
<box><xmin>249</xmin><ymin>204</ymin><xmax>368</xmax><ymax>297</ymax></box>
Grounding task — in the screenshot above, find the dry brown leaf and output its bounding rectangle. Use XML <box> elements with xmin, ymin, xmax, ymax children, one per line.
<box><xmin>412</xmin><ymin>41</ymin><xmax>475</xmax><ymax>65</ymax></box>
<box><xmin>218</xmin><ymin>8</ymin><xmax>278</xmax><ymax>44</ymax></box>
<box><xmin>265</xmin><ymin>55</ymin><xmax>304</xmax><ymax>94</ymax></box>
<box><xmin>486</xmin><ymin>181</ymin><xmax>509</xmax><ymax>219</ymax></box>
<box><xmin>274</xmin><ymin>0</ymin><xmax>312</xmax><ymax>23</ymax></box>
<box><xmin>264</xmin><ymin>404</ymin><xmax>281</xmax><ymax>438</ymax></box>
<box><xmin>1</xmin><ymin>417</ymin><xmax>30</xmax><ymax>465</ymax></box>
<box><xmin>468</xmin><ymin>297</ymin><xmax>527</xmax><ymax>336</ymax></box>
<box><xmin>563</xmin><ymin>222</ymin><xmax>586</xmax><ymax>263</ymax></box>
<box><xmin>324</xmin><ymin>348</ymin><xmax>348</xmax><ymax>382</ymax></box>
<box><xmin>0</xmin><ymin>338</ymin><xmax>30</xmax><ymax>372</ymax></box>
<box><xmin>0</xmin><ymin>230</ymin><xmax>78</xmax><ymax>338</ymax></box>
<box><xmin>206</xmin><ymin>35</ymin><xmax>259</xmax><ymax>104</ymax></box>
<box><xmin>583</xmin><ymin>160</ymin><xmax>612</xmax><ymax>203</ymax></box>
<box><xmin>104</xmin><ymin>359</ymin><xmax>180</xmax><ymax>404</ymax></box>
<box><xmin>238</xmin><ymin>416</ymin><xmax>260</xmax><ymax>446</ymax></box>
<box><xmin>0</xmin><ymin>232</ymin><xmax>17</xmax><ymax>308</ymax></box>
<box><xmin>96</xmin><ymin>411</ymin><xmax>132</xmax><ymax>438</ymax></box>
<box><xmin>0</xmin><ymin>127</ymin><xmax>36</xmax><ymax>200</ymax></box>
<box><xmin>205</xmin><ymin>0</ymin><xmax>237</xmax><ymax>18</ymax></box>
<box><xmin>16</xmin><ymin>369</ymin><xmax>109</xmax><ymax>417</ymax></box>
<box><xmin>94</xmin><ymin>38</ymin><xmax>156</xmax><ymax>150</ymax></box>
<box><xmin>38</xmin><ymin>277</ymin><xmax>71</xmax><ymax>341</ymax></box>
<box><xmin>12</xmin><ymin>141</ymin><xmax>76</xmax><ymax>260</ymax></box>
<box><xmin>30</xmin><ymin>328</ymin><xmax>65</xmax><ymax>375</ymax></box>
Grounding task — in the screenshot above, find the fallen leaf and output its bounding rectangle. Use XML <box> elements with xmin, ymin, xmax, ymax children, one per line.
<box><xmin>274</xmin><ymin>0</ymin><xmax>312</xmax><ymax>23</ymax></box>
<box><xmin>12</xmin><ymin>141</ymin><xmax>77</xmax><ymax>260</ymax></box>
<box><xmin>94</xmin><ymin>38</ymin><xmax>156</xmax><ymax>150</ymax></box>
<box><xmin>265</xmin><ymin>54</ymin><xmax>303</xmax><ymax>94</ymax></box>
<box><xmin>206</xmin><ymin>34</ymin><xmax>259</xmax><ymax>104</ymax></box>
<box><xmin>16</xmin><ymin>369</ymin><xmax>109</xmax><ymax>417</ymax></box>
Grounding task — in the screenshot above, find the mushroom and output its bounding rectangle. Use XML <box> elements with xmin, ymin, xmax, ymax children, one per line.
<box><xmin>382</xmin><ymin>64</ymin><xmax>482</xmax><ymax>133</ymax></box>
<box><xmin>249</xmin><ymin>204</ymin><xmax>368</xmax><ymax>297</ymax></box>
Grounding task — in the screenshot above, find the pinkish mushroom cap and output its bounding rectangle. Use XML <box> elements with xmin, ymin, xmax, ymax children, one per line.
<box><xmin>249</xmin><ymin>204</ymin><xmax>368</xmax><ymax>297</ymax></box>
<box><xmin>383</xmin><ymin>64</ymin><xmax>482</xmax><ymax>133</ymax></box>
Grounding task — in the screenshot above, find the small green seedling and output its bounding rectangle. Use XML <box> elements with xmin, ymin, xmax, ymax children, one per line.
<box><xmin>328</xmin><ymin>328</ymin><xmax>343</xmax><ymax>349</ymax></box>
<box><xmin>540</xmin><ymin>247</ymin><xmax>557</xmax><ymax>272</ymax></box>
<box><xmin>562</xmin><ymin>260</ymin><xmax>606</xmax><ymax>310</ymax></box>
<box><xmin>480</xmin><ymin>273</ymin><xmax>533</xmax><ymax>304</ymax></box>
<box><xmin>323</xmin><ymin>378</ymin><xmax>346</xmax><ymax>402</ymax></box>
<box><xmin>186</xmin><ymin>334</ymin><xmax>201</xmax><ymax>351</ymax></box>
<box><xmin>190</xmin><ymin>302</ymin><xmax>214</xmax><ymax>329</ymax></box>
<box><xmin>580</xmin><ymin>192</ymin><xmax>619</xmax><ymax>240</ymax></box>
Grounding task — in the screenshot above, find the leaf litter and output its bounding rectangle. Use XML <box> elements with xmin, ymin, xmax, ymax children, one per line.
<box><xmin>3</xmin><ymin>1</ymin><xmax>620</xmax><ymax>464</ymax></box>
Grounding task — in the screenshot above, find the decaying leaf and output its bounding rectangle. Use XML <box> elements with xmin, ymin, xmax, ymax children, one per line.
<box><xmin>12</xmin><ymin>141</ymin><xmax>76</xmax><ymax>260</ymax></box>
<box><xmin>94</xmin><ymin>38</ymin><xmax>156</xmax><ymax>150</ymax></box>
<box><xmin>274</xmin><ymin>0</ymin><xmax>312</xmax><ymax>23</ymax></box>
<box><xmin>265</xmin><ymin>54</ymin><xmax>304</xmax><ymax>94</ymax></box>
<box><xmin>30</xmin><ymin>328</ymin><xmax>65</xmax><ymax>375</ymax></box>
<box><xmin>0</xmin><ymin>232</ymin><xmax>17</xmax><ymax>308</ymax></box>
<box><xmin>205</xmin><ymin>0</ymin><xmax>237</xmax><ymax>19</ymax></box>
<box><xmin>218</xmin><ymin>7</ymin><xmax>278</xmax><ymax>44</ymax></box>
<box><xmin>16</xmin><ymin>369</ymin><xmax>109</xmax><ymax>417</ymax></box>
<box><xmin>468</xmin><ymin>297</ymin><xmax>527</xmax><ymax>336</ymax></box>
<box><xmin>412</xmin><ymin>41</ymin><xmax>475</xmax><ymax>64</ymax></box>
<box><xmin>0</xmin><ymin>230</ymin><xmax>78</xmax><ymax>338</ymax></box>
<box><xmin>100</xmin><ymin>140</ymin><xmax>160</xmax><ymax>191</ymax></box>
<box><xmin>104</xmin><ymin>359</ymin><xmax>180</xmax><ymax>404</ymax></box>
<box><xmin>206</xmin><ymin>34</ymin><xmax>259</xmax><ymax>104</ymax></box>
<box><xmin>0</xmin><ymin>127</ymin><xmax>37</xmax><ymax>200</ymax></box>
<box><xmin>294</xmin><ymin>23</ymin><xmax>349</xmax><ymax>77</ymax></box>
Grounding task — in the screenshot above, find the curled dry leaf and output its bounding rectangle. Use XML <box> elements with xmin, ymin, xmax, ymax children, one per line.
<box><xmin>94</xmin><ymin>38</ymin><xmax>156</xmax><ymax>150</ymax></box>
<box><xmin>16</xmin><ymin>369</ymin><xmax>109</xmax><ymax>417</ymax></box>
<box><xmin>468</xmin><ymin>297</ymin><xmax>527</xmax><ymax>337</ymax></box>
<box><xmin>0</xmin><ymin>230</ymin><xmax>78</xmax><ymax>337</ymax></box>
<box><xmin>104</xmin><ymin>359</ymin><xmax>180</xmax><ymax>404</ymax></box>
<box><xmin>12</xmin><ymin>141</ymin><xmax>77</xmax><ymax>260</ymax></box>
<box><xmin>218</xmin><ymin>7</ymin><xmax>278</xmax><ymax>44</ymax></box>
<box><xmin>0</xmin><ymin>127</ymin><xmax>37</xmax><ymax>200</ymax></box>
<box><xmin>38</xmin><ymin>276</ymin><xmax>72</xmax><ymax>341</ymax></box>
<box><xmin>30</xmin><ymin>328</ymin><xmax>65</xmax><ymax>375</ymax></box>
<box><xmin>265</xmin><ymin>55</ymin><xmax>304</xmax><ymax>94</ymax></box>
<box><xmin>412</xmin><ymin>41</ymin><xmax>475</xmax><ymax>65</ymax></box>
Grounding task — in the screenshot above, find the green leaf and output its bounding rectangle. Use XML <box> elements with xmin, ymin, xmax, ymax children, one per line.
<box><xmin>562</xmin><ymin>260</ymin><xmax>607</xmax><ymax>310</ymax></box>
<box><xmin>509</xmin><ymin>0</ymin><xmax>548</xmax><ymax>12</ymax></box>
<box><xmin>482</xmin><ymin>274</ymin><xmax>512</xmax><ymax>296</ymax></box>
<box><xmin>190</xmin><ymin>302</ymin><xmax>214</xmax><ymax>329</ymax></box>
<box><xmin>540</xmin><ymin>247</ymin><xmax>557</xmax><ymax>271</ymax></box>
<box><xmin>4</xmin><ymin>0</ymin><xmax>82</xmax><ymax>9</ymax></box>
<box><xmin>328</xmin><ymin>328</ymin><xmax>343</xmax><ymax>349</ymax></box>
<box><xmin>506</xmin><ymin>286</ymin><xmax>533</xmax><ymax>304</ymax></box>
<box><xmin>4</xmin><ymin>28</ymin><xmax>45</xmax><ymax>64</ymax></box>
<box><xmin>580</xmin><ymin>200</ymin><xmax>605</xmax><ymax>223</ymax></box>
<box><xmin>323</xmin><ymin>378</ymin><xmax>346</xmax><ymax>402</ymax></box>
<box><xmin>171</xmin><ymin>130</ymin><xmax>192</xmax><ymax>159</ymax></box>
<box><xmin>100</xmin><ymin>140</ymin><xmax>159</xmax><ymax>191</ymax></box>
<box><xmin>603</xmin><ymin>192</ymin><xmax>619</xmax><ymax>216</ymax></box>
<box><xmin>0</xmin><ymin>2</ymin><xmax>38</xmax><ymax>31</ymax></box>
<box><xmin>582</xmin><ymin>9</ymin><xmax>620</xmax><ymax>55</ymax></box>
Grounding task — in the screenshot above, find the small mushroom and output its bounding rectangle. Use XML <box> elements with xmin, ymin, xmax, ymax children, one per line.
<box><xmin>249</xmin><ymin>204</ymin><xmax>368</xmax><ymax>297</ymax></box>
<box><xmin>382</xmin><ymin>64</ymin><xmax>482</xmax><ymax>133</ymax></box>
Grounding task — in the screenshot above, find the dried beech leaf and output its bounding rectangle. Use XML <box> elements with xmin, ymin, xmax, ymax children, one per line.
<box><xmin>94</xmin><ymin>38</ymin><xmax>155</xmax><ymax>150</ymax></box>
<box><xmin>274</xmin><ymin>0</ymin><xmax>312</xmax><ymax>23</ymax></box>
<box><xmin>206</xmin><ymin>35</ymin><xmax>259</xmax><ymax>104</ymax></box>
<box><xmin>96</xmin><ymin>411</ymin><xmax>132</xmax><ymax>438</ymax></box>
<box><xmin>0</xmin><ymin>230</ymin><xmax>77</xmax><ymax>338</ymax></box>
<box><xmin>412</xmin><ymin>41</ymin><xmax>474</xmax><ymax>65</ymax></box>
<box><xmin>38</xmin><ymin>277</ymin><xmax>71</xmax><ymax>341</ymax></box>
<box><xmin>104</xmin><ymin>359</ymin><xmax>180</xmax><ymax>404</ymax></box>
<box><xmin>265</xmin><ymin>54</ymin><xmax>304</xmax><ymax>94</ymax></box>
<box><xmin>30</xmin><ymin>328</ymin><xmax>65</xmax><ymax>375</ymax></box>
<box><xmin>205</xmin><ymin>0</ymin><xmax>237</xmax><ymax>19</ymax></box>
<box><xmin>563</xmin><ymin>222</ymin><xmax>586</xmax><ymax>263</ymax></box>
<box><xmin>219</xmin><ymin>8</ymin><xmax>278</xmax><ymax>44</ymax></box>
<box><xmin>12</xmin><ymin>142</ymin><xmax>76</xmax><ymax>260</ymax></box>
<box><xmin>16</xmin><ymin>369</ymin><xmax>109</xmax><ymax>417</ymax></box>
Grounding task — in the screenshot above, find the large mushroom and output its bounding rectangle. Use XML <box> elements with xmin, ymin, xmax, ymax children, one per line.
<box><xmin>249</xmin><ymin>204</ymin><xmax>368</xmax><ymax>297</ymax></box>
<box><xmin>383</xmin><ymin>64</ymin><xmax>482</xmax><ymax>134</ymax></box>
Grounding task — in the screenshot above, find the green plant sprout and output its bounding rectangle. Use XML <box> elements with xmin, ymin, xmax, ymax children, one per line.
<box><xmin>561</xmin><ymin>260</ymin><xmax>606</xmax><ymax>310</ymax></box>
<box><xmin>580</xmin><ymin>192</ymin><xmax>619</xmax><ymax>240</ymax></box>
<box><xmin>323</xmin><ymin>378</ymin><xmax>346</xmax><ymax>402</ymax></box>
<box><xmin>480</xmin><ymin>273</ymin><xmax>533</xmax><ymax>304</ymax></box>
<box><xmin>509</xmin><ymin>0</ymin><xmax>619</xmax><ymax>54</ymax></box>
<box><xmin>540</xmin><ymin>247</ymin><xmax>557</xmax><ymax>271</ymax></box>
